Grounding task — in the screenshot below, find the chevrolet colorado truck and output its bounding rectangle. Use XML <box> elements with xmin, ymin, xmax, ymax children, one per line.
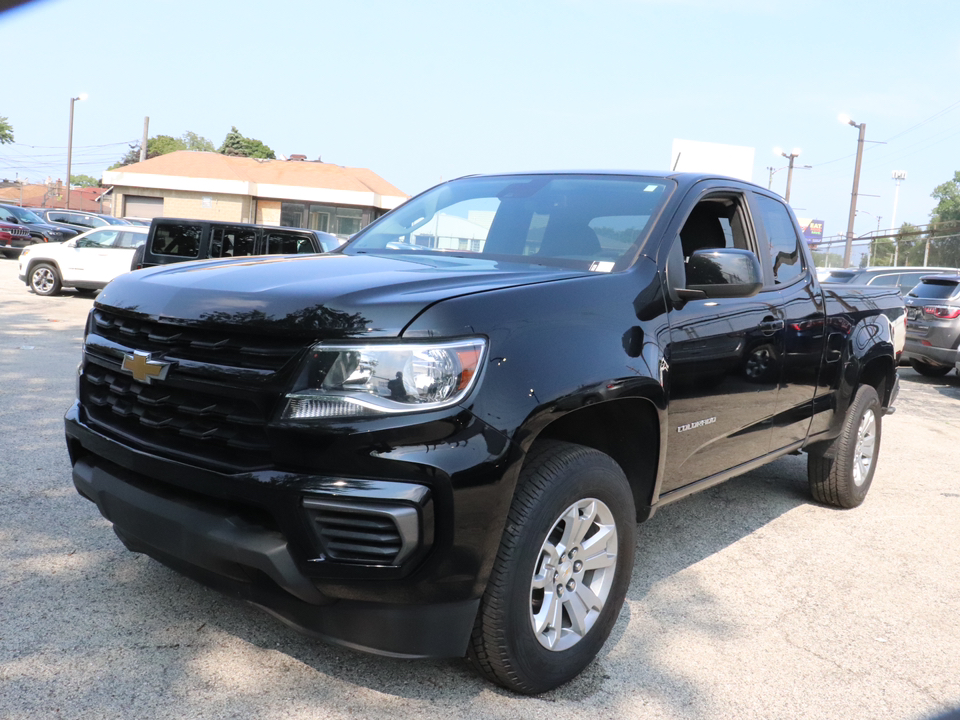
<box><xmin>65</xmin><ymin>171</ymin><xmax>904</xmax><ymax>694</ymax></box>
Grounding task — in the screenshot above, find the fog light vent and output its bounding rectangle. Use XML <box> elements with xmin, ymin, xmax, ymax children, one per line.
<box><xmin>302</xmin><ymin>498</ymin><xmax>419</xmax><ymax>566</ymax></box>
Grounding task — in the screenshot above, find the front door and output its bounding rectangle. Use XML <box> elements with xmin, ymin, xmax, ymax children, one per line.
<box><xmin>662</xmin><ymin>190</ymin><xmax>785</xmax><ymax>492</ymax></box>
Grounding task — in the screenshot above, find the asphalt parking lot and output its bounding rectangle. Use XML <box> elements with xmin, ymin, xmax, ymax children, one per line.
<box><xmin>1</xmin><ymin>255</ymin><xmax>958</xmax><ymax>720</ymax></box>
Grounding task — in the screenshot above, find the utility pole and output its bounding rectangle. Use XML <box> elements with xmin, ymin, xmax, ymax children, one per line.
<box><xmin>841</xmin><ymin>116</ymin><xmax>867</xmax><ymax>267</ymax></box>
<box><xmin>65</xmin><ymin>93</ymin><xmax>86</xmax><ymax>209</ymax></box>
<box><xmin>140</xmin><ymin>117</ymin><xmax>149</xmax><ymax>163</ymax></box>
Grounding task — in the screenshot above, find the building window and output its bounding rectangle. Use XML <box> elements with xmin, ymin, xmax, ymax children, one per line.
<box><xmin>280</xmin><ymin>203</ymin><xmax>306</xmax><ymax>228</ymax></box>
<box><xmin>280</xmin><ymin>202</ymin><xmax>367</xmax><ymax>239</ymax></box>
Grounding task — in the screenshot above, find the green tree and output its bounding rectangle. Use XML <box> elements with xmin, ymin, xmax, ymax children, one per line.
<box><xmin>218</xmin><ymin>126</ymin><xmax>275</xmax><ymax>159</ymax></box>
<box><xmin>70</xmin><ymin>174</ymin><xmax>100</xmax><ymax>187</ymax></box>
<box><xmin>182</xmin><ymin>131</ymin><xmax>215</xmax><ymax>152</ymax></box>
<box><xmin>928</xmin><ymin>172</ymin><xmax>960</xmax><ymax>266</ymax></box>
<box><xmin>0</xmin><ymin>116</ymin><xmax>12</xmax><ymax>145</ymax></box>
<box><xmin>108</xmin><ymin>131</ymin><xmax>216</xmax><ymax>169</ymax></box>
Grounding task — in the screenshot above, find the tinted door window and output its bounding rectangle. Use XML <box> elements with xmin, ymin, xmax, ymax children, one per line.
<box><xmin>868</xmin><ymin>274</ymin><xmax>899</xmax><ymax>286</ymax></box>
<box><xmin>264</xmin><ymin>231</ymin><xmax>314</xmax><ymax>255</ymax></box>
<box><xmin>210</xmin><ymin>226</ymin><xmax>257</xmax><ymax>257</ymax></box>
<box><xmin>152</xmin><ymin>224</ymin><xmax>202</xmax><ymax>257</ymax></box>
<box><xmin>755</xmin><ymin>195</ymin><xmax>804</xmax><ymax>285</ymax></box>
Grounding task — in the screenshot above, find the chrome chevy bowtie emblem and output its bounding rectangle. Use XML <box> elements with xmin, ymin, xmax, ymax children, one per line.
<box><xmin>120</xmin><ymin>351</ymin><xmax>173</xmax><ymax>384</ymax></box>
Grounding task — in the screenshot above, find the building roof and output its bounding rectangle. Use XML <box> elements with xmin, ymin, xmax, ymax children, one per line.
<box><xmin>0</xmin><ymin>183</ymin><xmax>111</xmax><ymax>213</ymax></box>
<box><xmin>102</xmin><ymin>151</ymin><xmax>408</xmax><ymax>210</ymax></box>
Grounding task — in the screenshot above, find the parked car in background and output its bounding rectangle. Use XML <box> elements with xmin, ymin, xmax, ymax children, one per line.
<box><xmin>122</xmin><ymin>217</ymin><xmax>152</xmax><ymax>226</ymax></box>
<box><xmin>821</xmin><ymin>266</ymin><xmax>959</xmax><ymax>296</ymax></box>
<box><xmin>903</xmin><ymin>274</ymin><xmax>960</xmax><ymax>376</ymax></box>
<box><xmin>18</xmin><ymin>225</ymin><xmax>149</xmax><ymax>296</ymax></box>
<box><xmin>135</xmin><ymin>217</ymin><xmax>341</xmax><ymax>269</ymax></box>
<box><xmin>0</xmin><ymin>220</ymin><xmax>33</xmax><ymax>258</ymax></box>
<box><xmin>0</xmin><ymin>203</ymin><xmax>79</xmax><ymax>247</ymax></box>
<box><xmin>28</xmin><ymin>208</ymin><xmax>132</xmax><ymax>234</ymax></box>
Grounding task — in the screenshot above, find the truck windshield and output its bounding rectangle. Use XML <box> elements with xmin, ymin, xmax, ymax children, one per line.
<box><xmin>344</xmin><ymin>174</ymin><xmax>672</xmax><ymax>271</ymax></box>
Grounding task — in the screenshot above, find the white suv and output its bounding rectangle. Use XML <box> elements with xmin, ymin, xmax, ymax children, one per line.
<box><xmin>18</xmin><ymin>225</ymin><xmax>148</xmax><ymax>296</ymax></box>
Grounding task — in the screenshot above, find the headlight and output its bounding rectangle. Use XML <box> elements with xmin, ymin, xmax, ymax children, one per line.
<box><xmin>282</xmin><ymin>339</ymin><xmax>486</xmax><ymax>419</ymax></box>
<box><xmin>20</xmin><ymin>247</ymin><xmax>30</xmax><ymax>258</ymax></box>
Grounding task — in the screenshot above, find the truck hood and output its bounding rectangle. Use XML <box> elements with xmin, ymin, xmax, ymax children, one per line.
<box><xmin>95</xmin><ymin>252</ymin><xmax>590</xmax><ymax>338</ymax></box>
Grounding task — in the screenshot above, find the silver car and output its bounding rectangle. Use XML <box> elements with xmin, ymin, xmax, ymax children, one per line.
<box><xmin>903</xmin><ymin>274</ymin><xmax>960</xmax><ymax>376</ymax></box>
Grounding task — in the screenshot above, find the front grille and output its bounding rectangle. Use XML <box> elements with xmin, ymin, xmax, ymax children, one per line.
<box><xmin>92</xmin><ymin>309</ymin><xmax>304</xmax><ymax>371</ymax></box>
<box><xmin>80</xmin><ymin>362</ymin><xmax>273</xmax><ymax>469</ymax></box>
<box><xmin>302</xmin><ymin>498</ymin><xmax>419</xmax><ymax>566</ymax></box>
<box><xmin>78</xmin><ymin>308</ymin><xmax>316</xmax><ymax>471</ymax></box>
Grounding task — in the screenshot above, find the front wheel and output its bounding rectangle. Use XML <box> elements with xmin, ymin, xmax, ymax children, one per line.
<box><xmin>910</xmin><ymin>359</ymin><xmax>953</xmax><ymax>377</ymax></box>
<box><xmin>467</xmin><ymin>440</ymin><xmax>636</xmax><ymax>694</ymax></box>
<box><xmin>29</xmin><ymin>262</ymin><xmax>62</xmax><ymax>296</ymax></box>
<box><xmin>808</xmin><ymin>384</ymin><xmax>881</xmax><ymax>508</ymax></box>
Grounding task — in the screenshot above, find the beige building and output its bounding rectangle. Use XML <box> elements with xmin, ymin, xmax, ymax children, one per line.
<box><xmin>101</xmin><ymin>151</ymin><xmax>408</xmax><ymax>239</ymax></box>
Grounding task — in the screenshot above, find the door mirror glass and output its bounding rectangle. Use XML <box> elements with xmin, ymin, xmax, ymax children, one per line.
<box><xmin>682</xmin><ymin>248</ymin><xmax>764</xmax><ymax>299</ymax></box>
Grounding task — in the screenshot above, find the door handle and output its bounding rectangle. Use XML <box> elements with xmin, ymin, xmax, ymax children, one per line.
<box><xmin>759</xmin><ymin>318</ymin><xmax>784</xmax><ymax>335</ymax></box>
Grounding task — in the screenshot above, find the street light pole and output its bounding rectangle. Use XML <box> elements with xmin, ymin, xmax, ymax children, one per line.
<box><xmin>891</xmin><ymin>170</ymin><xmax>907</xmax><ymax>231</ymax></box>
<box><xmin>840</xmin><ymin>114</ymin><xmax>866</xmax><ymax>267</ymax></box>
<box><xmin>65</xmin><ymin>93</ymin><xmax>87</xmax><ymax>210</ymax></box>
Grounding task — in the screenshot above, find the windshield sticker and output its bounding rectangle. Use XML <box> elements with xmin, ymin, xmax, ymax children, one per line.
<box><xmin>589</xmin><ymin>261</ymin><xmax>615</xmax><ymax>273</ymax></box>
<box><xmin>644</xmin><ymin>185</ymin><xmax>660</xmax><ymax>192</ymax></box>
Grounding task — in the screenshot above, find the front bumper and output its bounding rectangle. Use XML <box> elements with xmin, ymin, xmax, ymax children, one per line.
<box><xmin>64</xmin><ymin>401</ymin><xmax>521</xmax><ymax>658</ymax></box>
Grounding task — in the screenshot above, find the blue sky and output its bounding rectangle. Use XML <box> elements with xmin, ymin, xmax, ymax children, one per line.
<box><xmin>2</xmin><ymin>0</ymin><xmax>959</xmax><ymax>247</ymax></box>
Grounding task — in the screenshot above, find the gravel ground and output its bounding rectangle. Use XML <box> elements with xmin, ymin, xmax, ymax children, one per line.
<box><xmin>1</xmin><ymin>256</ymin><xmax>958</xmax><ymax>720</ymax></box>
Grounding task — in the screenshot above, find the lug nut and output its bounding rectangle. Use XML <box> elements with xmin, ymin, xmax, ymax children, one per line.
<box><xmin>567</xmin><ymin>580</ymin><xmax>576</xmax><ymax>591</ymax></box>
<box><xmin>557</xmin><ymin>585</ymin><xmax>564</xmax><ymax>596</ymax></box>
<box><xmin>573</xmin><ymin>560</ymin><xmax>583</xmax><ymax>572</ymax></box>
<box><xmin>569</xmin><ymin>548</ymin><xmax>578</xmax><ymax>559</ymax></box>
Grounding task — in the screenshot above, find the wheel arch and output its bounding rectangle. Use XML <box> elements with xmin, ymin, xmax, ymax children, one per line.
<box><xmin>858</xmin><ymin>353</ymin><xmax>895</xmax><ymax>409</ymax></box>
<box><xmin>25</xmin><ymin>256</ymin><xmax>63</xmax><ymax>281</ymax></box>
<box><xmin>525</xmin><ymin>397</ymin><xmax>661</xmax><ymax>522</ymax></box>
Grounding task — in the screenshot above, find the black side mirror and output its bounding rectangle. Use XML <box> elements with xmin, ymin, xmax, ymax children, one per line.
<box><xmin>6</xmin><ymin>217</ymin><xmax>18</xmax><ymax>224</ymax></box>
<box><xmin>676</xmin><ymin>248</ymin><xmax>764</xmax><ymax>300</ymax></box>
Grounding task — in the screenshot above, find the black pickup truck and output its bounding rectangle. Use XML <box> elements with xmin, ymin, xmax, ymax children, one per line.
<box><xmin>65</xmin><ymin>171</ymin><xmax>904</xmax><ymax>694</ymax></box>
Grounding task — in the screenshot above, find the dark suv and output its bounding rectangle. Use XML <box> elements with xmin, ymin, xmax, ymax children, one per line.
<box><xmin>821</xmin><ymin>266</ymin><xmax>959</xmax><ymax>296</ymax></box>
<box><xmin>903</xmin><ymin>274</ymin><xmax>960</xmax><ymax>376</ymax></box>
<box><xmin>0</xmin><ymin>204</ymin><xmax>78</xmax><ymax>250</ymax></box>
<box><xmin>137</xmin><ymin>218</ymin><xmax>341</xmax><ymax>268</ymax></box>
<box><xmin>28</xmin><ymin>208</ymin><xmax>131</xmax><ymax>234</ymax></box>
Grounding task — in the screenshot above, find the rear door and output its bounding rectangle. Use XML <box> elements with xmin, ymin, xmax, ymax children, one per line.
<box><xmin>750</xmin><ymin>191</ymin><xmax>826</xmax><ymax>451</ymax></box>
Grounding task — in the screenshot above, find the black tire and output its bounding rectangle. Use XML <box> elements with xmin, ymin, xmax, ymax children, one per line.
<box><xmin>910</xmin><ymin>359</ymin><xmax>953</xmax><ymax>377</ymax></box>
<box><xmin>29</xmin><ymin>262</ymin><xmax>62</xmax><ymax>296</ymax></box>
<box><xmin>467</xmin><ymin>440</ymin><xmax>636</xmax><ymax>694</ymax></box>
<box><xmin>808</xmin><ymin>384</ymin><xmax>881</xmax><ymax>508</ymax></box>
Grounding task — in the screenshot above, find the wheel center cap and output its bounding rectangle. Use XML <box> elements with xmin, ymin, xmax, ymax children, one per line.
<box><xmin>559</xmin><ymin>560</ymin><xmax>573</xmax><ymax>583</ymax></box>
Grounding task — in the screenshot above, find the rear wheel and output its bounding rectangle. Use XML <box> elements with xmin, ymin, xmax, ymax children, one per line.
<box><xmin>909</xmin><ymin>359</ymin><xmax>953</xmax><ymax>377</ymax></box>
<box><xmin>29</xmin><ymin>263</ymin><xmax>62</xmax><ymax>296</ymax></box>
<box><xmin>808</xmin><ymin>384</ymin><xmax>881</xmax><ymax>508</ymax></box>
<box><xmin>467</xmin><ymin>440</ymin><xmax>636</xmax><ymax>694</ymax></box>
